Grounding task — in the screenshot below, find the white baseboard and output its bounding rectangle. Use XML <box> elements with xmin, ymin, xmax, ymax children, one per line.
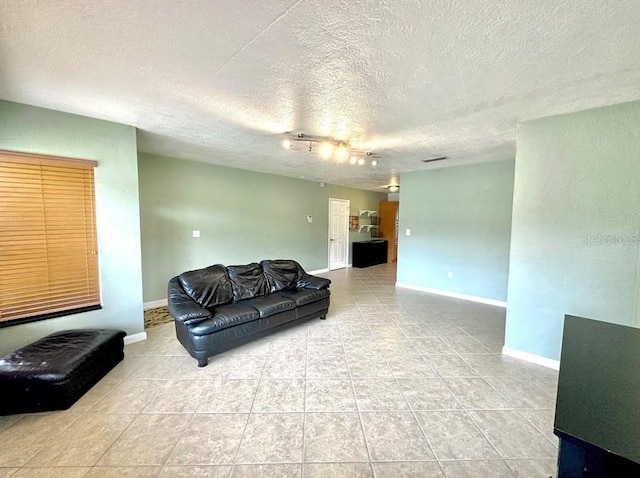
<box><xmin>124</xmin><ymin>332</ymin><xmax>147</xmax><ymax>345</ymax></box>
<box><xmin>309</xmin><ymin>268</ymin><xmax>330</xmax><ymax>275</ymax></box>
<box><xmin>395</xmin><ymin>282</ymin><xmax>507</xmax><ymax>308</ymax></box>
<box><xmin>143</xmin><ymin>298</ymin><xmax>168</xmax><ymax>310</ymax></box>
<box><xmin>502</xmin><ymin>346</ymin><xmax>560</xmax><ymax>370</ymax></box>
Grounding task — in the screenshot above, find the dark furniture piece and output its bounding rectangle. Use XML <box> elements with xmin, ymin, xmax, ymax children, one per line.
<box><xmin>168</xmin><ymin>259</ymin><xmax>331</xmax><ymax>367</ymax></box>
<box><xmin>352</xmin><ymin>239</ymin><xmax>388</xmax><ymax>268</ymax></box>
<box><xmin>0</xmin><ymin>329</ymin><xmax>126</xmax><ymax>416</ymax></box>
<box><xmin>554</xmin><ymin>315</ymin><xmax>640</xmax><ymax>477</ymax></box>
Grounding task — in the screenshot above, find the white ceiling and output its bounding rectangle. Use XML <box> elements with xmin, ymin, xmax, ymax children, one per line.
<box><xmin>1</xmin><ymin>0</ymin><xmax>639</xmax><ymax>191</ymax></box>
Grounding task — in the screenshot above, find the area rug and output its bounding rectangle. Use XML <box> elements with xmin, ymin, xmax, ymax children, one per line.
<box><xmin>143</xmin><ymin>306</ymin><xmax>173</xmax><ymax>329</ymax></box>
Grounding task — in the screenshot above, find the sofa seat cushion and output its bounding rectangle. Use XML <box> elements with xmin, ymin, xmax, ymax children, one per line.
<box><xmin>276</xmin><ymin>288</ymin><xmax>330</xmax><ymax>306</ymax></box>
<box><xmin>188</xmin><ymin>303</ymin><xmax>260</xmax><ymax>336</ymax></box>
<box><xmin>243</xmin><ymin>295</ymin><xmax>296</xmax><ymax>319</ymax></box>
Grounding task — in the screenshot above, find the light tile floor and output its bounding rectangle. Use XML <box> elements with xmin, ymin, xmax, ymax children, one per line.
<box><xmin>0</xmin><ymin>264</ymin><xmax>559</xmax><ymax>477</ymax></box>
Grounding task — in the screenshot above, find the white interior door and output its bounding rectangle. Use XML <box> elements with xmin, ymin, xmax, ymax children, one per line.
<box><xmin>329</xmin><ymin>198</ymin><xmax>349</xmax><ymax>270</ymax></box>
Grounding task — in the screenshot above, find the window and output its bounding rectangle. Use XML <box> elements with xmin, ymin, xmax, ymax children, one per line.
<box><xmin>0</xmin><ymin>150</ymin><xmax>100</xmax><ymax>326</ymax></box>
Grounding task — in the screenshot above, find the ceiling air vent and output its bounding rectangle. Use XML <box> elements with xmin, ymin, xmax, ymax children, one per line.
<box><xmin>422</xmin><ymin>156</ymin><xmax>448</xmax><ymax>163</ymax></box>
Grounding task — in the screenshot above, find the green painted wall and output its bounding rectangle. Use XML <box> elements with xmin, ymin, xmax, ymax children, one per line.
<box><xmin>138</xmin><ymin>153</ymin><xmax>386</xmax><ymax>302</ymax></box>
<box><xmin>396</xmin><ymin>160</ymin><xmax>515</xmax><ymax>302</ymax></box>
<box><xmin>505</xmin><ymin>100</ymin><xmax>640</xmax><ymax>361</ymax></box>
<box><xmin>0</xmin><ymin>100</ymin><xmax>143</xmax><ymax>354</ymax></box>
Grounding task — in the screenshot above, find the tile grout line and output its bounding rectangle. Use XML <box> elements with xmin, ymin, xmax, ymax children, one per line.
<box><xmin>339</xmin><ymin>300</ymin><xmax>377</xmax><ymax>478</ymax></box>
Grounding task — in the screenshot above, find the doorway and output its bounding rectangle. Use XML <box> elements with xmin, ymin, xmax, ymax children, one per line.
<box><xmin>328</xmin><ymin>198</ymin><xmax>349</xmax><ymax>270</ymax></box>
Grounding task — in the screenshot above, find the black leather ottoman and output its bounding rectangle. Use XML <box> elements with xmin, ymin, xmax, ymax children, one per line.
<box><xmin>0</xmin><ymin>329</ymin><xmax>126</xmax><ymax>416</ymax></box>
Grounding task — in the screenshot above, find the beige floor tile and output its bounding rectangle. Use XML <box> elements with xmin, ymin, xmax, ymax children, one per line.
<box><xmin>422</xmin><ymin>355</ymin><xmax>479</xmax><ymax>378</ymax></box>
<box><xmin>97</xmin><ymin>414</ymin><xmax>190</xmax><ymax>466</ymax></box>
<box><xmin>414</xmin><ymin>411</ymin><xmax>499</xmax><ymax>460</ymax></box>
<box><xmin>341</xmin><ymin>338</ymin><xmax>380</xmax><ymax>354</ymax></box>
<box><xmin>397</xmin><ymin>378</ymin><xmax>462</xmax><ymax>411</ymax></box>
<box><xmin>252</xmin><ymin>379</ymin><xmax>305</xmax><ymax>412</ymax></box>
<box><xmin>236</xmin><ymin>413</ymin><xmax>304</xmax><ymax>463</ymax></box>
<box><xmin>0</xmin><ymin>412</ymin><xmax>81</xmax><ymax>467</ymax></box>
<box><xmin>506</xmin><ymin>459</ymin><xmax>557</xmax><ymax>477</ymax></box>
<box><xmin>458</xmin><ymin>354</ymin><xmax>527</xmax><ymax>377</ymax></box>
<box><xmin>261</xmin><ymin>353</ymin><xmax>306</xmax><ymax>379</ymax></box>
<box><xmin>0</xmin><ymin>415</ymin><xmax>21</xmax><ymax>434</ymax></box>
<box><xmin>307</xmin><ymin>337</ymin><xmax>344</xmax><ymax>355</ymax></box>
<box><xmin>484</xmin><ymin>376</ymin><xmax>555</xmax><ymax>409</ymax></box>
<box><xmin>88</xmin><ymin>379</ymin><xmax>163</xmax><ymax>414</ymax></box>
<box><xmin>443</xmin><ymin>378</ymin><xmax>512</xmax><ymax>410</ymax></box>
<box><xmin>360</xmin><ymin>411</ymin><xmax>434</xmax><ymax>461</ymax></box>
<box><xmin>518</xmin><ymin>408</ymin><xmax>557</xmax><ymax>443</ymax></box>
<box><xmin>69</xmin><ymin>379</ymin><xmax>122</xmax><ymax>412</ymax></box>
<box><xmin>84</xmin><ymin>466</ymin><xmax>161</xmax><ymax>477</ymax></box>
<box><xmin>158</xmin><ymin>465</ymin><xmax>232</xmax><ymax>477</ymax></box>
<box><xmin>376</xmin><ymin>337</ymin><xmax>420</xmax><ymax>356</ymax></box>
<box><xmin>346</xmin><ymin>354</ymin><xmax>393</xmax><ymax>378</ymax></box>
<box><xmin>303</xmin><ymin>463</ymin><xmax>373</xmax><ymax>478</ymax></box>
<box><xmin>372</xmin><ymin>461</ymin><xmax>444</xmax><ymax>478</ymax></box>
<box><xmin>10</xmin><ymin>467</ymin><xmax>90</xmax><ymax>478</ymax></box>
<box><xmin>232</xmin><ymin>464</ymin><xmax>301</xmax><ymax>478</ymax></box>
<box><xmin>387</xmin><ymin>354</ymin><xmax>437</xmax><ymax>379</ymax></box>
<box><xmin>303</xmin><ymin>412</ymin><xmax>368</xmax><ymax>462</ymax></box>
<box><xmin>305</xmin><ymin>379</ymin><xmax>357</xmax><ymax>412</ymax></box>
<box><xmin>352</xmin><ymin>378</ymin><xmax>410</xmax><ymax>411</ymax></box>
<box><xmin>306</xmin><ymin>355</ymin><xmax>350</xmax><ymax>379</ymax></box>
<box><xmin>439</xmin><ymin>460</ymin><xmax>515</xmax><ymax>477</ymax></box>
<box><xmin>0</xmin><ymin>469</ymin><xmax>18</xmax><ymax>478</ymax></box>
<box><xmin>207</xmin><ymin>355</ymin><xmax>267</xmax><ymax>379</ymax></box>
<box><xmin>270</xmin><ymin>338</ymin><xmax>307</xmax><ymax>355</ymax></box>
<box><xmin>441</xmin><ymin>335</ymin><xmax>493</xmax><ymax>354</ymax></box>
<box><xmin>397</xmin><ymin>322</ymin><xmax>437</xmax><ymax>337</ymax></box>
<box><xmin>468</xmin><ymin>410</ymin><xmax>558</xmax><ymax>459</ymax></box>
<box><xmin>409</xmin><ymin>337</ymin><xmax>456</xmax><ymax>355</ymax></box>
<box><xmin>26</xmin><ymin>414</ymin><xmax>134</xmax><ymax>467</ymax></box>
<box><xmin>143</xmin><ymin>379</ymin><xmax>213</xmax><ymax>413</ymax></box>
<box><xmin>197</xmin><ymin>380</ymin><xmax>259</xmax><ymax>413</ymax></box>
<box><xmin>167</xmin><ymin>414</ymin><xmax>248</xmax><ymax>465</ymax></box>
<box><xmin>126</xmin><ymin>355</ymin><xmax>190</xmax><ymax>380</ymax></box>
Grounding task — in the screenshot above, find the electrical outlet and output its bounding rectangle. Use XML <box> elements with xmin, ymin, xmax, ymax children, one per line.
<box><xmin>447</xmin><ymin>271</ymin><xmax>453</xmax><ymax>279</ymax></box>
<box><xmin>405</xmin><ymin>228</ymin><xmax>411</xmax><ymax>236</ymax></box>
<box><xmin>192</xmin><ymin>230</ymin><xmax>200</xmax><ymax>238</ymax></box>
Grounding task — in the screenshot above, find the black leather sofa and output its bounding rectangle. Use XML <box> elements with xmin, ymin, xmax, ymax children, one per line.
<box><xmin>168</xmin><ymin>259</ymin><xmax>331</xmax><ymax>367</ymax></box>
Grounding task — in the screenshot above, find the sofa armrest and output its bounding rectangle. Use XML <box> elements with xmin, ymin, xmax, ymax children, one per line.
<box><xmin>168</xmin><ymin>277</ymin><xmax>213</xmax><ymax>325</ymax></box>
<box><xmin>297</xmin><ymin>274</ymin><xmax>331</xmax><ymax>290</ymax></box>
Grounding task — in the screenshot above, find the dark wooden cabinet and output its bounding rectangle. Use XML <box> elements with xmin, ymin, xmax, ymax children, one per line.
<box><xmin>554</xmin><ymin>315</ymin><xmax>640</xmax><ymax>477</ymax></box>
<box><xmin>352</xmin><ymin>240</ymin><xmax>388</xmax><ymax>268</ymax></box>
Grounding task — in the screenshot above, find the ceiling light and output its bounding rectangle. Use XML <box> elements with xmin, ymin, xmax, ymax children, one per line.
<box><xmin>280</xmin><ymin>133</ymin><xmax>380</xmax><ymax>167</ymax></box>
<box><xmin>388</xmin><ymin>185</ymin><xmax>399</xmax><ymax>192</ymax></box>
<box><xmin>335</xmin><ymin>144</ymin><xmax>349</xmax><ymax>162</ymax></box>
<box><xmin>282</xmin><ymin>138</ymin><xmax>293</xmax><ymax>149</ymax></box>
<box><xmin>320</xmin><ymin>142</ymin><xmax>334</xmax><ymax>159</ymax></box>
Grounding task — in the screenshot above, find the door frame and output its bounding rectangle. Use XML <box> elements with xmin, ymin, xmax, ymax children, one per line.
<box><xmin>328</xmin><ymin>198</ymin><xmax>350</xmax><ymax>270</ymax></box>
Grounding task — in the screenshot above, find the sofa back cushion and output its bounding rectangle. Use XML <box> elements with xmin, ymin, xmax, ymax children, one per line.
<box><xmin>178</xmin><ymin>264</ymin><xmax>233</xmax><ymax>308</ymax></box>
<box><xmin>227</xmin><ymin>263</ymin><xmax>268</xmax><ymax>301</ymax></box>
<box><xmin>260</xmin><ymin>259</ymin><xmax>302</xmax><ymax>293</ymax></box>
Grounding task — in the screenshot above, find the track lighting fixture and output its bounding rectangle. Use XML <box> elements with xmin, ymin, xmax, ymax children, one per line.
<box><xmin>281</xmin><ymin>133</ymin><xmax>379</xmax><ymax>166</ymax></box>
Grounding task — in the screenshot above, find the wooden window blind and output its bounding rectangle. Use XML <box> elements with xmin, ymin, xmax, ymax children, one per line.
<box><xmin>0</xmin><ymin>150</ymin><xmax>101</xmax><ymax>325</ymax></box>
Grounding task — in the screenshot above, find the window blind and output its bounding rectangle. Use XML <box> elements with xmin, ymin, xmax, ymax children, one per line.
<box><xmin>0</xmin><ymin>150</ymin><xmax>100</xmax><ymax>324</ymax></box>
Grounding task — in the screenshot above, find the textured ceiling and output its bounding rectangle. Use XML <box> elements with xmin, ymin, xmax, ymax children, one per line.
<box><xmin>1</xmin><ymin>0</ymin><xmax>639</xmax><ymax>191</ymax></box>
